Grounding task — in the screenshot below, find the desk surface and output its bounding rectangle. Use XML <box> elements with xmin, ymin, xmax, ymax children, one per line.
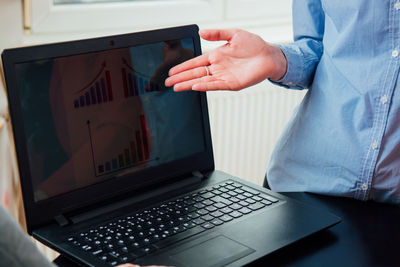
<box><xmin>253</xmin><ymin>192</ymin><xmax>400</xmax><ymax>267</ymax></box>
<box><xmin>54</xmin><ymin>192</ymin><xmax>400</xmax><ymax>267</ymax></box>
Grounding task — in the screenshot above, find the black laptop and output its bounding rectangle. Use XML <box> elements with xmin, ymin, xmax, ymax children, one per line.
<box><xmin>2</xmin><ymin>25</ymin><xmax>340</xmax><ymax>267</ymax></box>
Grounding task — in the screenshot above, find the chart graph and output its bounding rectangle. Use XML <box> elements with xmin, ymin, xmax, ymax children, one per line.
<box><xmin>87</xmin><ymin>114</ymin><xmax>151</xmax><ymax>177</ymax></box>
<box><xmin>73</xmin><ymin>62</ymin><xmax>114</xmax><ymax>109</ymax></box>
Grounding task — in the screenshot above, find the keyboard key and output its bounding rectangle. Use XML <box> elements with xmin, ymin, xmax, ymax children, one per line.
<box><xmin>193</xmin><ymin>196</ymin><xmax>204</xmax><ymax>202</ymax></box>
<box><xmin>206</xmin><ymin>206</ymin><xmax>217</xmax><ymax>212</ymax></box>
<box><xmin>140</xmin><ymin>245</ymin><xmax>156</xmax><ymax>255</ymax></box>
<box><xmin>236</xmin><ymin>194</ymin><xmax>247</xmax><ymax>201</ymax></box>
<box><xmin>238</xmin><ymin>201</ymin><xmax>250</xmax><ymax>207</ymax></box>
<box><xmin>245</xmin><ymin>198</ymin><xmax>256</xmax><ymax>204</ymax></box>
<box><xmin>244</xmin><ymin>188</ymin><xmax>261</xmax><ymax>196</ymax></box>
<box><xmin>187</xmin><ymin>212</ymin><xmax>200</xmax><ymax>219</ymax></box>
<box><xmin>221</xmin><ymin>193</ymin><xmax>231</xmax><ymax>199</ymax></box>
<box><xmin>219</xmin><ymin>187</ymin><xmax>229</xmax><ymax>193</ymax></box>
<box><xmin>194</xmin><ymin>203</ymin><xmax>205</xmax><ymax>209</ymax></box>
<box><xmin>99</xmin><ymin>254</ymin><xmax>108</xmax><ymax>261</ymax></box>
<box><xmin>211</xmin><ymin>196</ymin><xmax>232</xmax><ymax>206</ymax></box>
<box><xmin>92</xmin><ymin>249</ymin><xmax>103</xmax><ymax>255</ymax></box>
<box><xmin>210</xmin><ymin>219</ymin><xmax>223</xmax><ymax>226</ymax></box>
<box><xmin>243</xmin><ymin>192</ymin><xmax>253</xmax><ymax>198</ymax></box>
<box><xmin>225</xmin><ymin>185</ymin><xmax>235</xmax><ymax>190</ymax></box>
<box><xmin>229</xmin><ymin>197</ymin><xmax>240</xmax><ymax>203</ymax></box>
<box><xmin>229</xmin><ymin>211</ymin><xmax>242</xmax><ymax>218</ymax></box>
<box><xmin>248</xmin><ymin>202</ymin><xmax>265</xmax><ymax>211</ymax></box>
<box><xmin>213</xmin><ymin>189</ymin><xmax>223</xmax><ymax>195</ymax></box>
<box><xmin>234</xmin><ymin>188</ymin><xmax>245</xmax><ymax>194</ymax></box>
<box><xmin>214</xmin><ymin>202</ymin><xmax>227</xmax><ymax>209</ymax></box>
<box><xmin>202</xmin><ymin>199</ymin><xmax>214</xmax><ymax>206</ymax></box>
<box><xmin>220</xmin><ymin>215</ymin><xmax>233</xmax><ymax>222</ymax></box>
<box><xmin>109</xmin><ymin>260</ymin><xmax>119</xmax><ymax>266</ymax></box>
<box><xmin>262</xmin><ymin>195</ymin><xmax>279</xmax><ymax>203</ymax></box>
<box><xmin>183</xmin><ymin>221</ymin><xmax>197</xmax><ymax>229</ymax></box>
<box><xmin>201</xmin><ymin>222</ymin><xmax>214</xmax><ymax>229</ymax></box>
<box><xmin>261</xmin><ymin>199</ymin><xmax>272</xmax><ymax>206</ymax></box>
<box><xmin>210</xmin><ymin>211</ymin><xmax>224</xmax><ymax>218</ymax></box>
<box><xmin>252</xmin><ymin>196</ymin><xmax>263</xmax><ymax>202</ymax></box>
<box><xmin>238</xmin><ymin>207</ymin><xmax>252</xmax><ymax>215</ymax></box>
<box><xmin>227</xmin><ymin>191</ymin><xmax>238</xmax><ymax>197</ymax></box>
<box><xmin>193</xmin><ymin>218</ymin><xmax>205</xmax><ymax>225</ymax></box>
<box><xmin>201</xmin><ymin>192</ymin><xmax>215</xmax><ymax>199</ymax></box>
<box><xmin>230</xmin><ymin>203</ymin><xmax>242</xmax><ymax>210</ymax></box>
<box><xmin>201</xmin><ymin>214</ymin><xmax>214</xmax><ymax>221</ymax></box>
<box><xmin>221</xmin><ymin>207</ymin><xmax>233</xmax><ymax>214</ymax></box>
<box><xmin>196</xmin><ymin>209</ymin><xmax>208</xmax><ymax>216</ymax></box>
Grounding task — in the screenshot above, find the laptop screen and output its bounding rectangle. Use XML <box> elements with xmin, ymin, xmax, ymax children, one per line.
<box><xmin>14</xmin><ymin>38</ymin><xmax>205</xmax><ymax>202</ymax></box>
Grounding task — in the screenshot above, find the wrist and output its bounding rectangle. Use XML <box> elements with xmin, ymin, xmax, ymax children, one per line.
<box><xmin>268</xmin><ymin>44</ymin><xmax>288</xmax><ymax>81</ymax></box>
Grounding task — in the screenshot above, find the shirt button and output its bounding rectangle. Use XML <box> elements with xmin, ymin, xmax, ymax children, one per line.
<box><xmin>361</xmin><ymin>183</ymin><xmax>368</xmax><ymax>191</ymax></box>
<box><xmin>392</xmin><ymin>49</ymin><xmax>399</xmax><ymax>58</ymax></box>
<box><xmin>380</xmin><ymin>95</ymin><xmax>388</xmax><ymax>104</ymax></box>
<box><xmin>395</xmin><ymin>2</ymin><xmax>400</xmax><ymax>10</ymax></box>
<box><xmin>371</xmin><ymin>141</ymin><xmax>379</xmax><ymax>150</ymax></box>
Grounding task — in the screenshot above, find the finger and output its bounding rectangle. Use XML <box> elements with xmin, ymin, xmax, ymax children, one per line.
<box><xmin>173</xmin><ymin>76</ymin><xmax>215</xmax><ymax>92</ymax></box>
<box><xmin>199</xmin><ymin>29</ymin><xmax>238</xmax><ymax>42</ymax></box>
<box><xmin>192</xmin><ymin>80</ymin><xmax>232</xmax><ymax>91</ymax></box>
<box><xmin>165</xmin><ymin>66</ymin><xmax>208</xmax><ymax>87</ymax></box>
<box><xmin>169</xmin><ymin>54</ymin><xmax>209</xmax><ymax>76</ymax></box>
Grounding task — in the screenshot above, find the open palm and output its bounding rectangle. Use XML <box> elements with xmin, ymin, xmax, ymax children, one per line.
<box><xmin>165</xmin><ymin>29</ymin><xmax>286</xmax><ymax>91</ymax></box>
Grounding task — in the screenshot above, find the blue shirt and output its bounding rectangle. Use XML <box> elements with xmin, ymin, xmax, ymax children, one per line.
<box><xmin>267</xmin><ymin>0</ymin><xmax>400</xmax><ymax>203</ymax></box>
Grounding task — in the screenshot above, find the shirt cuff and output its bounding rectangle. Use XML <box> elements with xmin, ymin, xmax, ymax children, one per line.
<box><xmin>268</xmin><ymin>44</ymin><xmax>306</xmax><ymax>90</ymax></box>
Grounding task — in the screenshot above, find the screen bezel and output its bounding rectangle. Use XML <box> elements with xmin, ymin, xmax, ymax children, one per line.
<box><xmin>2</xmin><ymin>25</ymin><xmax>215</xmax><ymax>233</ymax></box>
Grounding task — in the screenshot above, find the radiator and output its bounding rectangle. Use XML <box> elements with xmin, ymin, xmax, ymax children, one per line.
<box><xmin>206</xmin><ymin>81</ymin><xmax>306</xmax><ymax>186</ymax></box>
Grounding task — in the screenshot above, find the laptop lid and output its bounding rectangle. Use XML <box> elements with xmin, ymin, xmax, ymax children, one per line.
<box><xmin>2</xmin><ymin>24</ymin><xmax>214</xmax><ymax>233</ymax></box>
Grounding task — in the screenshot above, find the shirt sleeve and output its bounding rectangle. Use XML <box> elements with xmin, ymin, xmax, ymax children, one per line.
<box><xmin>0</xmin><ymin>206</ymin><xmax>55</xmax><ymax>267</ymax></box>
<box><xmin>270</xmin><ymin>0</ymin><xmax>325</xmax><ymax>90</ymax></box>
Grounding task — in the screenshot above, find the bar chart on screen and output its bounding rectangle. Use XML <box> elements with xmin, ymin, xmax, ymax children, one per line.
<box><xmin>86</xmin><ymin>114</ymin><xmax>154</xmax><ymax>177</ymax></box>
<box><xmin>73</xmin><ymin>62</ymin><xmax>114</xmax><ymax>109</ymax></box>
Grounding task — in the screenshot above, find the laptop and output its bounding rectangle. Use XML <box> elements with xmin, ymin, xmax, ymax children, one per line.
<box><xmin>2</xmin><ymin>25</ymin><xmax>340</xmax><ymax>267</ymax></box>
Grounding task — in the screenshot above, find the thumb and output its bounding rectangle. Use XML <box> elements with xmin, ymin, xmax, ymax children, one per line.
<box><xmin>199</xmin><ymin>29</ymin><xmax>238</xmax><ymax>42</ymax></box>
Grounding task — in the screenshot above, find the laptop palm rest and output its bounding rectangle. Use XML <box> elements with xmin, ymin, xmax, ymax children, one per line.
<box><xmin>169</xmin><ymin>235</ymin><xmax>255</xmax><ymax>267</ymax></box>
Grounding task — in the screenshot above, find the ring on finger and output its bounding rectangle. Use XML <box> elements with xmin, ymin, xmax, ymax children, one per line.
<box><xmin>204</xmin><ymin>66</ymin><xmax>210</xmax><ymax>76</ymax></box>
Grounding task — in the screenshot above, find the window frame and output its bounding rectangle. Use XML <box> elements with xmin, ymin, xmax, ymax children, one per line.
<box><xmin>225</xmin><ymin>0</ymin><xmax>291</xmax><ymax>21</ymax></box>
<box><xmin>30</xmin><ymin>0</ymin><xmax>224</xmax><ymax>33</ymax></box>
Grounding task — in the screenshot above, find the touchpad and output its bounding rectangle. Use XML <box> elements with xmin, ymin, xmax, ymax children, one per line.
<box><xmin>170</xmin><ymin>235</ymin><xmax>255</xmax><ymax>267</ymax></box>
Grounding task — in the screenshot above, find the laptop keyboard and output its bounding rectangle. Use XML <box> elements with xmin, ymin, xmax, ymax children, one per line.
<box><xmin>67</xmin><ymin>181</ymin><xmax>279</xmax><ymax>266</ymax></box>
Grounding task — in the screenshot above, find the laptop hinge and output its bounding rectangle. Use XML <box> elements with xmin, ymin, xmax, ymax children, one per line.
<box><xmin>192</xmin><ymin>170</ymin><xmax>205</xmax><ymax>179</ymax></box>
<box><xmin>54</xmin><ymin>214</ymin><xmax>70</xmax><ymax>227</ymax></box>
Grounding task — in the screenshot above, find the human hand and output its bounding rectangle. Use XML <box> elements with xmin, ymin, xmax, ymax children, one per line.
<box><xmin>164</xmin><ymin>28</ymin><xmax>287</xmax><ymax>92</ymax></box>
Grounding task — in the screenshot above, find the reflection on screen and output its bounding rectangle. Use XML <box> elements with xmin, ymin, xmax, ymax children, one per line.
<box><xmin>15</xmin><ymin>38</ymin><xmax>205</xmax><ymax>202</ymax></box>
